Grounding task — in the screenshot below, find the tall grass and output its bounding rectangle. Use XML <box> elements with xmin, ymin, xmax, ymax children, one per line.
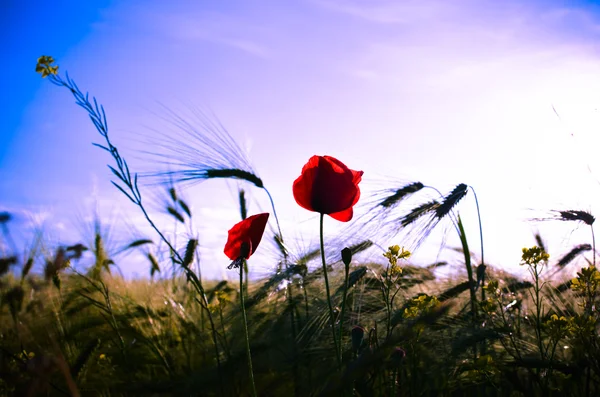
<box><xmin>1</xmin><ymin>56</ymin><xmax>597</xmax><ymax>396</ymax></box>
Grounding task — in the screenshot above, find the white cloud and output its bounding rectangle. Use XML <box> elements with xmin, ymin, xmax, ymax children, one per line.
<box><xmin>309</xmin><ymin>0</ymin><xmax>453</xmax><ymax>24</ymax></box>
<box><xmin>135</xmin><ymin>6</ymin><xmax>273</xmax><ymax>58</ymax></box>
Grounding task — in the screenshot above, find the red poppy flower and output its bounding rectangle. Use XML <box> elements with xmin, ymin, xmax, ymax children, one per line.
<box><xmin>293</xmin><ymin>155</ymin><xmax>363</xmax><ymax>222</ymax></box>
<box><xmin>224</xmin><ymin>213</ymin><xmax>270</xmax><ymax>268</ymax></box>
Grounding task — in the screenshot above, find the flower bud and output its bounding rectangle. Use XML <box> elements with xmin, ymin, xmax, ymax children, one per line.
<box><xmin>351</xmin><ymin>325</ymin><xmax>365</xmax><ymax>352</ymax></box>
<box><xmin>341</xmin><ymin>247</ymin><xmax>352</xmax><ymax>267</ymax></box>
<box><xmin>391</xmin><ymin>347</ymin><xmax>406</xmax><ymax>366</ymax></box>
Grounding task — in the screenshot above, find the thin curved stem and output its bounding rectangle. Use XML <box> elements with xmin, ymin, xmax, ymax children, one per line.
<box><xmin>338</xmin><ymin>260</ymin><xmax>350</xmax><ymax>360</ymax></box>
<box><xmin>264</xmin><ymin>187</ymin><xmax>299</xmax><ymax>393</ymax></box>
<box><xmin>591</xmin><ymin>224</ymin><xmax>596</xmax><ymax>267</ymax></box>
<box><xmin>470</xmin><ymin>186</ymin><xmax>486</xmax><ymax>304</ymax></box>
<box><xmin>264</xmin><ymin>187</ymin><xmax>285</xmax><ymax>249</ymax></box>
<box><xmin>426</xmin><ymin>185</ymin><xmax>478</xmax><ymax>320</ymax></box>
<box><xmin>240</xmin><ymin>261</ymin><xmax>258</xmax><ymax>397</ymax></box>
<box><xmin>457</xmin><ymin>216</ymin><xmax>478</xmax><ymax>325</ymax></box>
<box><xmin>320</xmin><ymin>213</ymin><xmax>341</xmax><ymax>369</ymax></box>
<box><xmin>469</xmin><ymin>186</ymin><xmax>484</xmax><ymax>268</ymax></box>
<box><xmin>45</xmin><ymin>71</ymin><xmax>226</xmax><ymax>395</ymax></box>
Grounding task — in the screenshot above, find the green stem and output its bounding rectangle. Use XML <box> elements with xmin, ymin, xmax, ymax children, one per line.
<box><xmin>534</xmin><ymin>265</ymin><xmax>545</xmax><ymax>361</ymax></box>
<box><xmin>547</xmin><ymin>339</ymin><xmax>559</xmax><ymax>389</ymax></box>
<box><xmin>240</xmin><ymin>261</ymin><xmax>258</xmax><ymax>397</ymax></box>
<box><xmin>47</xmin><ymin>71</ymin><xmax>227</xmax><ymax>394</ymax></box>
<box><xmin>338</xmin><ymin>259</ymin><xmax>351</xmax><ymax>364</ymax></box>
<box><xmin>320</xmin><ymin>213</ymin><xmax>341</xmax><ymax>369</ymax></box>
<box><xmin>264</xmin><ymin>187</ymin><xmax>285</xmax><ymax>250</ymax></box>
<box><xmin>263</xmin><ymin>189</ymin><xmax>299</xmax><ymax>394</ymax></box>
<box><xmin>384</xmin><ymin>263</ymin><xmax>392</xmax><ymax>338</ymax></box>
<box><xmin>287</xmin><ymin>277</ymin><xmax>300</xmax><ymax>397</ymax></box>
<box><xmin>497</xmin><ymin>295</ymin><xmax>523</xmax><ymax>362</ymax></box>
<box><xmin>469</xmin><ymin>186</ymin><xmax>485</xmax><ymax>270</ymax></box>
<box><xmin>218</xmin><ymin>301</ymin><xmax>232</xmax><ymax>360</ymax></box>
<box><xmin>243</xmin><ymin>260</ymin><xmax>249</xmax><ymax>299</ymax></box>
<box><xmin>591</xmin><ymin>225</ymin><xmax>596</xmax><ymax>267</ymax></box>
<box><xmin>48</xmin><ymin>74</ymin><xmax>203</xmax><ymax>291</ymax></box>
<box><xmin>470</xmin><ymin>186</ymin><xmax>486</xmax><ymax>303</ymax></box>
<box><xmin>302</xmin><ymin>277</ymin><xmax>313</xmax><ymax>393</ymax></box>
<box><xmin>457</xmin><ymin>215</ymin><xmax>478</xmax><ymax>360</ymax></box>
<box><xmin>457</xmin><ymin>215</ymin><xmax>477</xmax><ymax>321</ymax></box>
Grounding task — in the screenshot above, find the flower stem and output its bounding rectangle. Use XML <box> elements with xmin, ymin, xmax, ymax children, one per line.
<box><xmin>591</xmin><ymin>224</ymin><xmax>596</xmax><ymax>267</ymax></box>
<box><xmin>457</xmin><ymin>215</ymin><xmax>478</xmax><ymax>359</ymax></box>
<box><xmin>240</xmin><ymin>261</ymin><xmax>257</xmax><ymax>397</ymax></box>
<box><xmin>320</xmin><ymin>213</ymin><xmax>341</xmax><ymax>369</ymax></box>
<box><xmin>457</xmin><ymin>216</ymin><xmax>477</xmax><ymax>321</ymax></box>
<box><xmin>264</xmin><ymin>187</ymin><xmax>285</xmax><ymax>249</ymax></box>
<box><xmin>470</xmin><ymin>186</ymin><xmax>486</xmax><ymax>303</ymax></box>
<box><xmin>338</xmin><ymin>258</ymin><xmax>351</xmax><ymax>362</ymax></box>
<box><xmin>263</xmin><ymin>189</ymin><xmax>299</xmax><ymax>394</ymax></box>
<box><xmin>532</xmin><ymin>264</ymin><xmax>545</xmax><ymax>362</ymax></box>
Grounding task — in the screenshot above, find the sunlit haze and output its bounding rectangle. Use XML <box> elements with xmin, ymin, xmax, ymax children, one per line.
<box><xmin>4</xmin><ymin>0</ymin><xmax>600</xmax><ymax>280</ymax></box>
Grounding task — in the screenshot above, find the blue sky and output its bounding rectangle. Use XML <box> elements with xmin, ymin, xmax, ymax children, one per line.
<box><xmin>4</xmin><ymin>0</ymin><xmax>600</xmax><ymax>280</ymax></box>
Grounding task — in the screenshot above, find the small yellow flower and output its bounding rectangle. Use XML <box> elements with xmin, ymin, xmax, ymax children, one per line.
<box><xmin>520</xmin><ymin>246</ymin><xmax>549</xmax><ymax>266</ymax></box>
<box><xmin>484</xmin><ymin>280</ymin><xmax>500</xmax><ymax>295</ymax></box>
<box><xmin>569</xmin><ymin>314</ymin><xmax>596</xmax><ymax>335</ymax></box>
<box><xmin>475</xmin><ymin>354</ymin><xmax>493</xmax><ymax>368</ymax></box>
<box><xmin>398</xmin><ymin>248</ymin><xmax>411</xmax><ymax>260</ymax></box>
<box><xmin>383</xmin><ymin>245</ymin><xmax>410</xmax><ymax>271</ymax></box>
<box><xmin>403</xmin><ymin>293</ymin><xmax>439</xmax><ymax>319</ymax></box>
<box><xmin>480</xmin><ymin>298</ymin><xmax>497</xmax><ymax>315</ymax></box>
<box><xmin>571</xmin><ymin>265</ymin><xmax>600</xmax><ymax>292</ymax></box>
<box><xmin>214</xmin><ymin>290</ymin><xmax>232</xmax><ymax>307</ymax></box>
<box><xmin>35</xmin><ymin>55</ymin><xmax>59</xmax><ymax>78</ymax></box>
<box><xmin>545</xmin><ymin>314</ymin><xmax>572</xmax><ymax>341</ymax></box>
<box><xmin>390</xmin><ymin>263</ymin><xmax>402</xmax><ymax>276</ymax></box>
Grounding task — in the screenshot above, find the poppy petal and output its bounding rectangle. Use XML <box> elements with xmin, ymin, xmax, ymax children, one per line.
<box><xmin>351</xmin><ymin>169</ymin><xmax>364</xmax><ymax>185</ymax></box>
<box><xmin>293</xmin><ymin>155</ymin><xmax>363</xmax><ymax>220</ymax></box>
<box><xmin>329</xmin><ymin>207</ymin><xmax>354</xmax><ymax>222</ymax></box>
<box><xmin>293</xmin><ymin>166</ymin><xmax>318</xmax><ymax>212</ymax></box>
<box><xmin>224</xmin><ymin>213</ymin><xmax>269</xmax><ymax>261</ymax></box>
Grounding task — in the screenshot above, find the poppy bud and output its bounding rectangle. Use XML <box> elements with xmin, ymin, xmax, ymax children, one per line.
<box><xmin>476</xmin><ymin>263</ymin><xmax>486</xmax><ymax>289</ymax></box>
<box><xmin>341</xmin><ymin>247</ymin><xmax>352</xmax><ymax>268</ymax></box>
<box><xmin>351</xmin><ymin>325</ymin><xmax>365</xmax><ymax>352</ymax></box>
<box><xmin>391</xmin><ymin>347</ymin><xmax>406</xmax><ymax>366</ymax></box>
